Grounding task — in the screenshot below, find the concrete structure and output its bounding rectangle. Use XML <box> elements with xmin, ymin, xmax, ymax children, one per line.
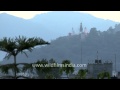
<box><xmin>117</xmin><ymin>72</ymin><xmax>120</xmax><ymax>79</ymax></box>
<box><xmin>87</xmin><ymin>60</ymin><xmax>113</xmax><ymax>79</ymax></box>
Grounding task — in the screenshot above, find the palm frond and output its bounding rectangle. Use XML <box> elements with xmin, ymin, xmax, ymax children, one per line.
<box><xmin>22</xmin><ymin>64</ymin><xmax>33</xmax><ymax>72</ymax></box>
<box><xmin>4</xmin><ymin>53</ymin><xmax>12</xmax><ymax>60</ymax></box>
<box><xmin>0</xmin><ymin>65</ymin><xmax>10</xmax><ymax>74</ymax></box>
<box><xmin>21</xmin><ymin>51</ymin><xmax>28</xmax><ymax>58</ymax></box>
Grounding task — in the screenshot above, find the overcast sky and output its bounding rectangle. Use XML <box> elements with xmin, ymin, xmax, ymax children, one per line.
<box><xmin>0</xmin><ymin>11</ymin><xmax>120</xmax><ymax>22</ymax></box>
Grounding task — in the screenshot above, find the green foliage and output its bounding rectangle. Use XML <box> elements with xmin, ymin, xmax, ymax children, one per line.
<box><xmin>0</xmin><ymin>65</ymin><xmax>10</xmax><ymax>74</ymax></box>
<box><xmin>22</xmin><ymin>64</ymin><xmax>34</xmax><ymax>72</ymax></box>
<box><xmin>0</xmin><ymin>64</ymin><xmax>20</xmax><ymax>74</ymax></box>
<box><xmin>97</xmin><ymin>71</ymin><xmax>110</xmax><ymax>79</ymax></box>
<box><xmin>49</xmin><ymin>58</ymin><xmax>56</xmax><ymax>63</ymax></box>
<box><xmin>16</xmin><ymin>36</ymin><xmax>50</xmax><ymax>54</ymax></box>
<box><xmin>76</xmin><ymin>69</ymin><xmax>87</xmax><ymax>79</ymax></box>
<box><xmin>0</xmin><ymin>36</ymin><xmax>49</xmax><ymax>58</ymax></box>
<box><xmin>48</xmin><ymin>59</ymin><xmax>61</xmax><ymax>78</ymax></box>
<box><xmin>35</xmin><ymin>59</ymin><xmax>51</xmax><ymax>73</ymax></box>
<box><xmin>45</xmin><ymin>73</ymin><xmax>54</xmax><ymax>79</ymax></box>
<box><xmin>61</xmin><ymin>60</ymin><xmax>74</xmax><ymax>78</ymax></box>
<box><xmin>49</xmin><ymin>67</ymin><xmax>61</xmax><ymax>79</ymax></box>
<box><xmin>0</xmin><ymin>36</ymin><xmax>50</xmax><ymax>79</ymax></box>
<box><xmin>20</xmin><ymin>59</ymin><xmax>61</xmax><ymax>79</ymax></box>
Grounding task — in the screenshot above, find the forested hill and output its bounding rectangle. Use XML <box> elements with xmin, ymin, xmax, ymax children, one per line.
<box><xmin>1</xmin><ymin>24</ymin><xmax>120</xmax><ymax>70</ymax></box>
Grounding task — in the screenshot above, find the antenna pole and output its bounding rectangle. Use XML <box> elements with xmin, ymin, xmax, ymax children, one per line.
<box><xmin>80</xmin><ymin>22</ymin><xmax>83</xmax><ymax>65</ymax></box>
<box><xmin>115</xmin><ymin>54</ymin><xmax>116</xmax><ymax>72</ymax></box>
<box><xmin>97</xmin><ymin>51</ymin><xmax>98</xmax><ymax>60</ymax></box>
<box><xmin>81</xmin><ymin>38</ymin><xmax>82</xmax><ymax>64</ymax></box>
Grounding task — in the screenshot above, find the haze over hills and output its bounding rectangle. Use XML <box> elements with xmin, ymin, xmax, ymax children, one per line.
<box><xmin>0</xmin><ymin>11</ymin><xmax>120</xmax><ymax>69</ymax></box>
<box><xmin>0</xmin><ymin>11</ymin><xmax>119</xmax><ymax>41</ymax></box>
<box><xmin>0</xmin><ymin>13</ymin><xmax>54</xmax><ymax>41</ymax></box>
<box><xmin>1</xmin><ymin>24</ymin><xmax>120</xmax><ymax>71</ymax></box>
<box><xmin>29</xmin><ymin>11</ymin><xmax>119</xmax><ymax>32</ymax></box>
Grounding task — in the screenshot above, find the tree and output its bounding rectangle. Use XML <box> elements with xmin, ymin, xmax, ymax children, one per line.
<box><xmin>48</xmin><ymin>59</ymin><xmax>61</xmax><ymax>79</ymax></box>
<box><xmin>0</xmin><ymin>36</ymin><xmax>50</xmax><ymax>79</ymax></box>
<box><xmin>45</xmin><ymin>73</ymin><xmax>54</xmax><ymax>79</ymax></box>
<box><xmin>35</xmin><ymin>59</ymin><xmax>52</xmax><ymax>79</ymax></box>
<box><xmin>60</xmin><ymin>60</ymin><xmax>74</xmax><ymax>79</ymax></box>
<box><xmin>89</xmin><ymin>27</ymin><xmax>99</xmax><ymax>38</ymax></box>
<box><xmin>22</xmin><ymin>58</ymin><xmax>61</xmax><ymax>79</ymax></box>
<box><xmin>49</xmin><ymin>58</ymin><xmax>56</xmax><ymax>63</ymax></box>
<box><xmin>97</xmin><ymin>71</ymin><xmax>110</xmax><ymax>79</ymax></box>
<box><xmin>76</xmin><ymin>69</ymin><xmax>87</xmax><ymax>79</ymax></box>
<box><xmin>107</xmin><ymin>26</ymin><xmax>114</xmax><ymax>34</ymax></box>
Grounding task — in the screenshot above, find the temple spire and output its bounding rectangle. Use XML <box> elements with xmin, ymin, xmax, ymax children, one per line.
<box><xmin>80</xmin><ymin>22</ymin><xmax>83</xmax><ymax>33</ymax></box>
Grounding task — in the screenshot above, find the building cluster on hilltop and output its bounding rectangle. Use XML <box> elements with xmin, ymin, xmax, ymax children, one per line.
<box><xmin>68</xmin><ymin>23</ymin><xmax>88</xmax><ymax>40</ymax></box>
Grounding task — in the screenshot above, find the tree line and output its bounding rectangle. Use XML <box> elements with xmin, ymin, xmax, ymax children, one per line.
<box><xmin>0</xmin><ymin>36</ymin><xmax>89</xmax><ymax>79</ymax></box>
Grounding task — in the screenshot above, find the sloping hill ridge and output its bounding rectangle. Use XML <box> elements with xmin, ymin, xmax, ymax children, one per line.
<box><xmin>1</xmin><ymin>11</ymin><xmax>120</xmax><ymax>71</ymax></box>
<box><xmin>0</xmin><ymin>11</ymin><xmax>119</xmax><ymax>42</ymax></box>
<box><xmin>1</xmin><ymin>24</ymin><xmax>120</xmax><ymax>70</ymax></box>
<box><xmin>0</xmin><ymin>13</ymin><xmax>54</xmax><ymax>41</ymax></box>
<box><xmin>29</xmin><ymin>11</ymin><xmax>119</xmax><ymax>33</ymax></box>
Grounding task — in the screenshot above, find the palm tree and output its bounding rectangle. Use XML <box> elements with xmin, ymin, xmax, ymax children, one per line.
<box><xmin>48</xmin><ymin>59</ymin><xmax>61</xmax><ymax>79</ymax></box>
<box><xmin>35</xmin><ymin>59</ymin><xmax>53</xmax><ymax>79</ymax></box>
<box><xmin>0</xmin><ymin>36</ymin><xmax>49</xmax><ymax>79</ymax></box>
<box><xmin>60</xmin><ymin>60</ymin><xmax>74</xmax><ymax>79</ymax></box>
<box><xmin>77</xmin><ymin>69</ymin><xmax>87</xmax><ymax>79</ymax></box>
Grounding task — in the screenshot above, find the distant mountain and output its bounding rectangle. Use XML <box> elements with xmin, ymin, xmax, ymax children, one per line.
<box><xmin>0</xmin><ymin>11</ymin><xmax>119</xmax><ymax>42</ymax></box>
<box><xmin>29</xmin><ymin>11</ymin><xmax>119</xmax><ymax>33</ymax></box>
<box><xmin>0</xmin><ymin>13</ymin><xmax>54</xmax><ymax>41</ymax></box>
<box><xmin>1</xmin><ymin>11</ymin><xmax>120</xmax><ymax>70</ymax></box>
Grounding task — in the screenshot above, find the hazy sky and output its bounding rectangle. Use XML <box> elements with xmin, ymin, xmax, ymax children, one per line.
<box><xmin>0</xmin><ymin>11</ymin><xmax>120</xmax><ymax>22</ymax></box>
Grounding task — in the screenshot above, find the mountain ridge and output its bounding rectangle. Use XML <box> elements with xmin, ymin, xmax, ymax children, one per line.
<box><xmin>29</xmin><ymin>11</ymin><xmax>119</xmax><ymax>31</ymax></box>
<box><xmin>0</xmin><ymin>11</ymin><xmax>120</xmax><ymax>64</ymax></box>
<box><xmin>0</xmin><ymin>11</ymin><xmax>119</xmax><ymax>41</ymax></box>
